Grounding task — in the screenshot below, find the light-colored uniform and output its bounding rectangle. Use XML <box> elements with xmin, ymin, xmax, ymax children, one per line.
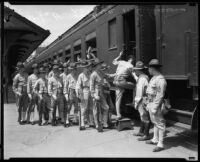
<box><xmin>12</xmin><ymin>73</ymin><xmax>29</xmax><ymax>122</ymax></box>
<box><xmin>34</xmin><ymin>77</ymin><xmax>50</xmax><ymax>124</ymax></box>
<box><xmin>134</xmin><ymin>74</ymin><xmax>150</xmax><ymax>123</ymax></box>
<box><xmin>76</xmin><ymin>72</ymin><xmax>93</xmax><ymax>127</ymax></box>
<box><xmin>48</xmin><ymin>76</ymin><xmax>64</xmax><ymax>123</ymax></box>
<box><xmin>59</xmin><ymin>72</ymin><xmax>68</xmax><ymax>122</ymax></box>
<box><xmin>27</xmin><ymin>73</ymin><xmax>39</xmax><ymax>122</ymax></box>
<box><xmin>90</xmin><ymin>70</ymin><xmax>109</xmax><ymax>128</ymax></box>
<box><xmin>112</xmin><ymin>60</ymin><xmax>134</xmax><ymax>118</ymax></box>
<box><xmin>146</xmin><ymin>74</ymin><xmax>167</xmax><ymax>148</ymax></box>
<box><xmin>63</xmin><ymin>73</ymin><xmax>79</xmax><ymax>124</ymax></box>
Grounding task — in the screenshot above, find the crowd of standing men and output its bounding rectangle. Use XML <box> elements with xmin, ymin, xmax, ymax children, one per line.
<box><xmin>12</xmin><ymin>48</ymin><xmax>170</xmax><ymax>152</ymax></box>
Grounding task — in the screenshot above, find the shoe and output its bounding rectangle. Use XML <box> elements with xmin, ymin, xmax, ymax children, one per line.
<box><xmin>31</xmin><ymin>122</ymin><xmax>35</xmax><ymax>125</ymax></box>
<box><xmin>27</xmin><ymin>121</ymin><xmax>31</xmax><ymax>124</ymax></box>
<box><xmin>153</xmin><ymin>146</ymin><xmax>164</xmax><ymax>152</ymax></box>
<box><xmin>146</xmin><ymin>140</ymin><xmax>158</xmax><ymax>145</ymax></box>
<box><xmin>80</xmin><ymin>126</ymin><xmax>86</xmax><ymax>131</ymax></box>
<box><xmin>89</xmin><ymin>125</ymin><xmax>95</xmax><ymax>128</ymax></box>
<box><xmin>43</xmin><ymin>121</ymin><xmax>48</xmax><ymax>125</ymax></box>
<box><xmin>20</xmin><ymin>121</ymin><xmax>26</xmax><ymax>125</ymax></box>
<box><xmin>116</xmin><ymin>116</ymin><xmax>123</xmax><ymax>120</ymax></box>
<box><xmin>38</xmin><ymin>122</ymin><xmax>42</xmax><ymax>126</ymax></box>
<box><xmin>97</xmin><ymin>126</ymin><xmax>103</xmax><ymax>132</ymax></box>
<box><xmin>137</xmin><ymin>136</ymin><xmax>151</xmax><ymax>141</ymax></box>
<box><xmin>133</xmin><ymin>132</ymin><xmax>144</xmax><ymax>137</ymax></box>
<box><xmin>64</xmin><ymin>123</ymin><xmax>70</xmax><ymax>127</ymax></box>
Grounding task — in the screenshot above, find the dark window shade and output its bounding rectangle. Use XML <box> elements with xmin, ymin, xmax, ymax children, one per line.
<box><xmin>108</xmin><ymin>18</ymin><xmax>117</xmax><ymax>48</ymax></box>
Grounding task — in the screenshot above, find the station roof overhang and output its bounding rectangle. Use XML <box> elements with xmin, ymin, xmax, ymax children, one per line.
<box><xmin>4</xmin><ymin>6</ymin><xmax>50</xmax><ymax>68</ymax></box>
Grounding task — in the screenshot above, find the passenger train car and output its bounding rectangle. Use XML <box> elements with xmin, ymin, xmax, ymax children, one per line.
<box><xmin>26</xmin><ymin>4</ymin><xmax>198</xmax><ymax>131</ymax></box>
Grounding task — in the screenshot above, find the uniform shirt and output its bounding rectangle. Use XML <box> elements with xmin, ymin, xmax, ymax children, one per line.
<box><xmin>113</xmin><ymin>60</ymin><xmax>133</xmax><ymax>78</ymax></box>
<box><xmin>27</xmin><ymin>73</ymin><xmax>38</xmax><ymax>94</ymax></box>
<box><xmin>76</xmin><ymin>72</ymin><xmax>90</xmax><ymax>95</ymax></box>
<box><xmin>48</xmin><ymin>76</ymin><xmax>63</xmax><ymax>97</ymax></box>
<box><xmin>34</xmin><ymin>78</ymin><xmax>48</xmax><ymax>94</ymax></box>
<box><xmin>12</xmin><ymin>73</ymin><xmax>28</xmax><ymax>94</ymax></box>
<box><xmin>60</xmin><ymin>72</ymin><xmax>68</xmax><ymax>85</ymax></box>
<box><xmin>48</xmin><ymin>70</ymin><xmax>54</xmax><ymax>79</ymax></box>
<box><xmin>90</xmin><ymin>70</ymin><xmax>104</xmax><ymax>98</ymax></box>
<box><xmin>146</xmin><ymin>74</ymin><xmax>167</xmax><ymax>112</ymax></box>
<box><xmin>63</xmin><ymin>73</ymin><xmax>77</xmax><ymax>95</ymax></box>
<box><xmin>134</xmin><ymin>74</ymin><xmax>149</xmax><ymax>108</ymax></box>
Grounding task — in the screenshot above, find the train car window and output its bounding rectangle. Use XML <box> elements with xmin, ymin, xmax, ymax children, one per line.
<box><xmin>73</xmin><ymin>44</ymin><xmax>81</xmax><ymax>62</ymax></box>
<box><xmin>108</xmin><ymin>18</ymin><xmax>117</xmax><ymax>49</ymax></box>
<box><xmin>65</xmin><ymin>49</ymin><xmax>71</xmax><ymax>56</ymax></box>
<box><xmin>86</xmin><ymin>36</ymin><xmax>97</xmax><ymax>59</ymax></box>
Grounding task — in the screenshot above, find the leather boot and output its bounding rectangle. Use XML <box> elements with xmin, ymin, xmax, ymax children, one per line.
<box><xmin>138</xmin><ymin>122</ymin><xmax>151</xmax><ymax>141</ymax></box>
<box><xmin>133</xmin><ymin>121</ymin><xmax>145</xmax><ymax>136</ymax></box>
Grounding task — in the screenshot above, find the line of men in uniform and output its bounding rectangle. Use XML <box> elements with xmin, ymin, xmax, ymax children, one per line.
<box><xmin>12</xmin><ymin>49</ymin><xmax>169</xmax><ymax>152</ymax></box>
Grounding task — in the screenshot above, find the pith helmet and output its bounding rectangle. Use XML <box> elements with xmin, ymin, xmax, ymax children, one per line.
<box><xmin>149</xmin><ymin>59</ymin><xmax>162</xmax><ymax>67</ymax></box>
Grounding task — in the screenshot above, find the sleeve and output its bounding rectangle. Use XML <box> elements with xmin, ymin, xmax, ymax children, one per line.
<box><xmin>27</xmin><ymin>76</ymin><xmax>31</xmax><ymax>94</ymax></box>
<box><xmin>112</xmin><ymin>60</ymin><xmax>120</xmax><ymax>65</ymax></box>
<box><xmin>89</xmin><ymin>74</ymin><xmax>95</xmax><ymax>98</ymax></box>
<box><xmin>63</xmin><ymin>75</ymin><xmax>69</xmax><ymax>95</ymax></box>
<box><xmin>75</xmin><ymin>75</ymin><xmax>82</xmax><ymax>96</ymax></box>
<box><xmin>12</xmin><ymin>75</ymin><xmax>18</xmax><ymax>94</ymax></box>
<box><xmin>48</xmin><ymin>78</ymin><xmax>53</xmax><ymax>96</ymax></box>
<box><xmin>132</xmin><ymin>72</ymin><xmax>138</xmax><ymax>82</ymax></box>
<box><xmin>134</xmin><ymin>78</ymin><xmax>148</xmax><ymax>108</ymax></box>
<box><xmin>153</xmin><ymin>79</ymin><xmax>167</xmax><ymax>111</ymax></box>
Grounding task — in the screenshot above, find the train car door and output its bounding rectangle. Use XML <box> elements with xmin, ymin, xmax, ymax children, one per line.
<box><xmin>123</xmin><ymin>9</ymin><xmax>136</xmax><ymax>64</ymax></box>
<box><xmin>135</xmin><ymin>5</ymin><xmax>157</xmax><ymax>65</ymax></box>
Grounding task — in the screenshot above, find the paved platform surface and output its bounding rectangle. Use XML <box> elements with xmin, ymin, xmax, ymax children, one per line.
<box><xmin>3</xmin><ymin>104</ymin><xmax>198</xmax><ymax>159</ymax></box>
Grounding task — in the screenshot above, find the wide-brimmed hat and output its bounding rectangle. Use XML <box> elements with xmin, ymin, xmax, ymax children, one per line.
<box><xmin>53</xmin><ymin>59</ymin><xmax>59</xmax><ymax>65</ymax></box>
<box><xmin>100</xmin><ymin>63</ymin><xmax>110</xmax><ymax>71</ymax></box>
<box><xmin>68</xmin><ymin>62</ymin><xmax>77</xmax><ymax>70</ymax></box>
<box><xmin>92</xmin><ymin>58</ymin><xmax>104</xmax><ymax>68</ymax></box>
<box><xmin>32</xmin><ymin>63</ymin><xmax>38</xmax><ymax>69</ymax></box>
<box><xmin>39</xmin><ymin>67</ymin><xmax>46</xmax><ymax>73</ymax></box>
<box><xmin>43</xmin><ymin>63</ymin><xmax>48</xmax><ymax>68</ymax></box>
<box><xmin>133</xmin><ymin>61</ymin><xmax>147</xmax><ymax>70</ymax></box>
<box><xmin>78</xmin><ymin>60</ymin><xmax>92</xmax><ymax>68</ymax></box>
<box><xmin>52</xmin><ymin>64</ymin><xmax>59</xmax><ymax>70</ymax></box>
<box><xmin>63</xmin><ymin>62</ymin><xmax>70</xmax><ymax>68</ymax></box>
<box><xmin>149</xmin><ymin>59</ymin><xmax>162</xmax><ymax>67</ymax></box>
<box><xmin>16</xmin><ymin>62</ymin><xmax>24</xmax><ymax>69</ymax></box>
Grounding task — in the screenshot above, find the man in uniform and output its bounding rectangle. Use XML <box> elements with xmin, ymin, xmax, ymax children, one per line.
<box><xmin>63</xmin><ymin>62</ymin><xmax>79</xmax><ymax>127</ymax></box>
<box><xmin>108</xmin><ymin>49</ymin><xmax>137</xmax><ymax>120</ymax></box>
<box><xmin>60</xmin><ymin>62</ymin><xmax>70</xmax><ymax>126</ymax></box>
<box><xmin>34</xmin><ymin>67</ymin><xmax>50</xmax><ymax>126</ymax></box>
<box><xmin>145</xmin><ymin>59</ymin><xmax>167</xmax><ymax>152</ymax></box>
<box><xmin>132</xmin><ymin>61</ymin><xmax>151</xmax><ymax>141</ymax></box>
<box><xmin>76</xmin><ymin>60</ymin><xmax>94</xmax><ymax>130</ymax></box>
<box><xmin>100</xmin><ymin>63</ymin><xmax>115</xmax><ymax>126</ymax></box>
<box><xmin>48</xmin><ymin>64</ymin><xmax>64</xmax><ymax>126</ymax></box>
<box><xmin>48</xmin><ymin>60</ymin><xmax>59</xmax><ymax>79</ymax></box>
<box><xmin>12</xmin><ymin>62</ymin><xmax>29</xmax><ymax>124</ymax></box>
<box><xmin>27</xmin><ymin>63</ymin><xmax>39</xmax><ymax>124</ymax></box>
<box><xmin>90</xmin><ymin>59</ymin><xmax>109</xmax><ymax>132</ymax></box>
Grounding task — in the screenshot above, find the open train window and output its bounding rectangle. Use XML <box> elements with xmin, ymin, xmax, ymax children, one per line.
<box><xmin>85</xmin><ymin>31</ymin><xmax>97</xmax><ymax>59</ymax></box>
<box><xmin>65</xmin><ymin>56</ymin><xmax>71</xmax><ymax>62</ymax></box>
<box><xmin>73</xmin><ymin>44</ymin><xmax>81</xmax><ymax>62</ymax></box>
